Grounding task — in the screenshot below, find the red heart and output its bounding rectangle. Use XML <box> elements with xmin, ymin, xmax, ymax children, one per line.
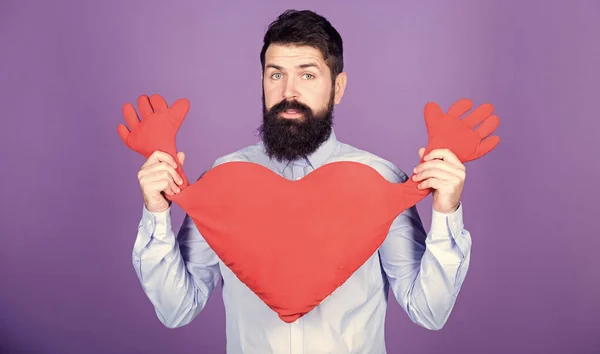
<box><xmin>118</xmin><ymin>95</ymin><xmax>500</xmax><ymax>323</ymax></box>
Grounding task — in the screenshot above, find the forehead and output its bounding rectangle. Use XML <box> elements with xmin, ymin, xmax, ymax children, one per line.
<box><xmin>264</xmin><ymin>44</ymin><xmax>326</xmax><ymax>67</ymax></box>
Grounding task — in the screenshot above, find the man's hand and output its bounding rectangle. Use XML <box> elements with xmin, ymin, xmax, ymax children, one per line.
<box><xmin>138</xmin><ymin>150</ymin><xmax>186</xmax><ymax>213</ymax></box>
<box><xmin>412</xmin><ymin>147</ymin><xmax>466</xmax><ymax>214</ymax></box>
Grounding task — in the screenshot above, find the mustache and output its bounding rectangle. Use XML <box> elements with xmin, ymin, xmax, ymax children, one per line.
<box><xmin>268</xmin><ymin>99</ymin><xmax>312</xmax><ymax>115</ymax></box>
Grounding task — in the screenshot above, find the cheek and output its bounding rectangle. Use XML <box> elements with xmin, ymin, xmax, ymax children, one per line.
<box><xmin>263</xmin><ymin>83</ymin><xmax>281</xmax><ymax>107</ymax></box>
<box><xmin>304</xmin><ymin>85</ymin><xmax>330</xmax><ymax>108</ymax></box>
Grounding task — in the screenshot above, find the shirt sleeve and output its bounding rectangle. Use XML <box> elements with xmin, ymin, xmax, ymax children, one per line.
<box><xmin>377</xmin><ymin>163</ymin><xmax>472</xmax><ymax>330</ymax></box>
<box><xmin>132</xmin><ymin>203</ymin><xmax>222</xmax><ymax>328</ymax></box>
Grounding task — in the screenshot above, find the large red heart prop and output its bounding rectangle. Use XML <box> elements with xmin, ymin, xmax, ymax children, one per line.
<box><xmin>117</xmin><ymin>94</ymin><xmax>500</xmax><ymax>322</ymax></box>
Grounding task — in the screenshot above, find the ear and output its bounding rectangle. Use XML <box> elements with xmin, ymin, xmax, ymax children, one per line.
<box><xmin>333</xmin><ymin>72</ymin><xmax>347</xmax><ymax>104</ymax></box>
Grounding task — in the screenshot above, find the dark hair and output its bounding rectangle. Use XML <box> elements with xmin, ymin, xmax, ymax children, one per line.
<box><xmin>260</xmin><ymin>9</ymin><xmax>344</xmax><ymax>82</ymax></box>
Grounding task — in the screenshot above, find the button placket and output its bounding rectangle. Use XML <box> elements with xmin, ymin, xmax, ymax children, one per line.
<box><xmin>290</xmin><ymin>317</ymin><xmax>304</xmax><ymax>354</ymax></box>
<box><xmin>292</xmin><ymin>162</ymin><xmax>305</xmax><ymax>181</ymax></box>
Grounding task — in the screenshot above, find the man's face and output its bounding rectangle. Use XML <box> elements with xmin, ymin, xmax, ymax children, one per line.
<box><xmin>259</xmin><ymin>44</ymin><xmax>346</xmax><ymax>162</ymax></box>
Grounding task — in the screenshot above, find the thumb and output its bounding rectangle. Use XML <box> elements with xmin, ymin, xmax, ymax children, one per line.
<box><xmin>177</xmin><ymin>151</ymin><xmax>185</xmax><ymax>165</ymax></box>
<box><xmin>171</xmin><ymin>98</ymin><xmax>190</xmax><ymax>128</ymax></box>
<box><xmin>418</xmin><ymin>147</ymin><xmax>425</xmax><ymax>159</ymax></box>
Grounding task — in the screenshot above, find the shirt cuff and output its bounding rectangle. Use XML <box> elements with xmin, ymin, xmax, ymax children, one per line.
<box><xmin>143</xmin><ymin>204</ymin><xmax>173</xmax><ymax>239</ymax></box>
<box><xmin>135</xmin><ymin>204</ymin><xmax>172</xmax><ymax>249</ymax></box>
<box><xmin>429</xmin><ymin>202</ymin><xmax>470</xmax><ymax>253</ymax></box>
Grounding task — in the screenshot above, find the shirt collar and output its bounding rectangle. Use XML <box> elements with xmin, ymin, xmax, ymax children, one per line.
<box><xmin>269</xmin><ymin>129</ymin><xmax>338</xmax><ymax>174</ymax></box>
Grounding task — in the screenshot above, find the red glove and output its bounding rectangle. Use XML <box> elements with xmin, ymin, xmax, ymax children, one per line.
<box><xmin>423</xmin><ymin>98</ymin><xmax>500</xmax><ymax>163</ymax></box>
<box><xmin>117</xmin><ymin>95</ymin><xmax>500</xmax><ymax>323</ymax></box>
<box><xmin>117</xmin><ymin>94</ymin><xmax>191</xmax><ymax>188</ymax></box>
<box><xmin>387</xmin><ymin>98</ymin><xmax>500</xmax><ymax>205</ymax></box>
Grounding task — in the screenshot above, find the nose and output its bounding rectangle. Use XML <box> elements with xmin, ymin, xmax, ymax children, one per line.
<box><xmin>282</xmin><ymin>76</ymin><xmax>299</xmax><ymax>100</ymax></box>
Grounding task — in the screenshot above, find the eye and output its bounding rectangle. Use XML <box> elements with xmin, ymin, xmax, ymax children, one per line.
<box><xmin>271</xmin><ymin>72</ymin><xmax>283</xmax><ymax>80</ymax></box>
<box><xmin>302</xmin><ymin>73</ymin><xmax>315</xmax><ymax>80</ymax></box>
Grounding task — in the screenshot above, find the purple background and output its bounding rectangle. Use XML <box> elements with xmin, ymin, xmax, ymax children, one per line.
<box><xmin>1</xmin><ymin>0</ymin><xmax>599</xmax><ymax>353</ymax></box>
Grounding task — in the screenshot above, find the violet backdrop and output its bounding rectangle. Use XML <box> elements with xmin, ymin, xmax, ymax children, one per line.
<box><xmin>1</xmin><ymin>0</ymin><xmax>598</xmax><ymax>353</ymax></box>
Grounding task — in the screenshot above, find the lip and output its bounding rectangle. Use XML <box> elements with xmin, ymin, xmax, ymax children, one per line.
<box><xmin>279</xmin><ymin>110</ymin><xmax>304</xmax><ymax>119</ymax></box>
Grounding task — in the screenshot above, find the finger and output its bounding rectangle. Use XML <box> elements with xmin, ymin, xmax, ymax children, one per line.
<box><xmin>122</xmin><ymin>103</ymin><xmax>141</xmax><ymax>130</ymax></box>
<box><xmin>412</xmin><ymin>167</ymin><xmax>459</xmax><ymax>183</ymax></box>
<box><xmin>116</xmin><ymin>124</ymin><xmax>131</xmax><ymax>147</ymax></box>
<box><xmin>447</xmin><ymin>98</ymin><xmax>473</xmax><ymax>119</ymax></box>
<box><xmin>474</xmin><ymin>115</ymin><xmax>500</xmax><ymax>139</ymax></box>
<box><xmin>462</xmin><ymin>103</ymin><xmax>494</xmax><ymax>128</ymax></box>
<box><xmin>150</xmin><ymin>180</ymin><xmax>173</xmax><ymax>196</ymax></box>
<box><xmin>141</xmin><ymin>162</ymin><xmax>184</xmax><ymax>185</ymax></box>
<box><xmin>170</xmin><ymin>98</ymin><xmax>190</xmax><ymax>128</ymax></box>
<box><xmin>142</xmin><ymin>150</ymin><xmax>178</xmax><ymax>169</ymax></box>
<box><xmin>417</xmin><ymin>177</ymin><xmax>447</xmax><ymax>190</ymax></box>
<box><xmin>424</xmin><ymin>102</ymin><xmax>444</xmax><ymax>133</ymax></box>
<box><xmin>158</xmin><ymin>180</ymin><xmax>176</xmax><ymax>196</ymax></box>
<box><xmin>473</xmin><ymin>135</ymin><xmax>500</xmax><ymax>159</ymax></box>
<box><xmin>149</xmin><ymin>94</ymin><xmax>169</xmax><ymax>113</ymax></box>
<box><xmin>157</xmin><ymin>162</ymin><xmax>183</xmax><ymax>185</ymax></box>
<box><xmin>137</xmin><ymin>94</ymin><xmax>153</xmax><ymax>116</ymax></box>
<box><xmin>414</xmin><ymin>159</ymin><xmax>465</xmax><ymax>175</ymax></box>
<box><xmin>141</xmin><ymin>171</ymin><xmax>181</xmax><ymax>193</ymax></box>
<box><xmin>161</xmin><ymin>175</ymin><xmax>181</xmax><ymax>195</ymax></box>
<box><xmin>423</xmin><ymin>148</ymin><xmax>462</xmax><ymax>167</ymax></box>
<box><xmin>155</xmin><ymin>180</ymin><xmax>177</xmax><ymax>196</ymax></box>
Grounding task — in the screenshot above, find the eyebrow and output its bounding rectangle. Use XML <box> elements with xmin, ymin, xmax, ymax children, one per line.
<box><xmin>265</xmin><ymin>63</ymin><xmax>321</xmax><ymax>71</ymax></box>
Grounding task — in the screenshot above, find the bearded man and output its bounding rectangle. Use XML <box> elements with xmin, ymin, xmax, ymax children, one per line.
<box><xmin>132</xmin><ymin>9</ymin><xmax>471</xmax><ymax>354</ymax></box>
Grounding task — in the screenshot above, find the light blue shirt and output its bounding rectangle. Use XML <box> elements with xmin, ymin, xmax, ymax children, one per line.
<box><xmin>132</xmin><ymin>130</ymin><xmax>472</xmax><ymax>353</ymax></box>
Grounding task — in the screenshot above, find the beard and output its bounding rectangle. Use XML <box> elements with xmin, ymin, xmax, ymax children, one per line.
<box><xmin>258</xmin><ymin>91</ymin><xmax>335</xmax><ymax>162</ymax></box>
